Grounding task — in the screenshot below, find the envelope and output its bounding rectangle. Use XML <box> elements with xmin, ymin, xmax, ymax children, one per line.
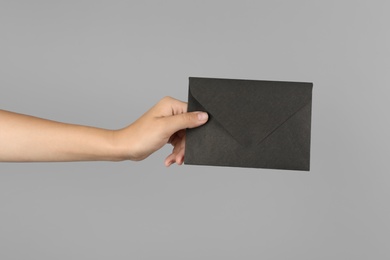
<box><xmin>184</xmin><ymin>77</ymin><xmax>313</xmax><ymax>171</ymax></box>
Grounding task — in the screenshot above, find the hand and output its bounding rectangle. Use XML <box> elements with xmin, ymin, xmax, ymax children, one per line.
<box><xmin>114</xmin><ymin>96</ymin><xmax>208</xmax><ymax>166</ymax></box>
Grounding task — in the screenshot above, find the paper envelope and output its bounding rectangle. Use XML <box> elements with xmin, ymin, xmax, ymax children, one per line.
<box><xmin>184</xmin><ymin>77</ymin><xmax>313</xmax><ymax>171</ymax></box>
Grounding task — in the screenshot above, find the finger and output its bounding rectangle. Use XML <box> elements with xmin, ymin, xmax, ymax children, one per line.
<box><xmin>162</xmin><ymin>111</ymin><xmax>208</xmax><ymax>136</ymax></box>
<box><xmin>168</xmin><ymin>130</ymin><xmax>185</xmax><ymax>145</ymax></box>
<box><xmin>168</xmin><ymin>98</ymin><xmax>188</xmax><ymax>115</ymax></box>
<box><xmin>165</xmin><ymin>138</ymin><xmax>185</xmax><ymax>166</ymax></box>
<box><xmin>165</xmin><ymin>147</ymin><xmax>184</xmax><ymax>166</ymax></box>
<box><xmin>174</xmin><ymin>137</ymin><xmax>186</xmax><ymax>165</ymax></box>
<box><xmin>176</xmin><ymin>129</ymin><xmax>186</xmax><ymax>138</ymax></box>
<box><xmin>157</xmin><ymin>97</ymin><xmax>188</xmax><ymax>116</ymax></box>
<box><xmin>165</xmin><ymin>153</ymin><xmax>176</xmax><ymax>167</ymax></box>
<box><xmin>175</xmin><ymin>146</ymin><xmax>185</xmax><ymax>165</ymax></box>
<box><xmin>168</xmin><ymin>134</ymin><xmax>180</xmax><ymax>146</ymax></box>
<box><xmin>165</xmin><ymin>143</ymin><xmax>181</xmax><ymax>166</ymax></box>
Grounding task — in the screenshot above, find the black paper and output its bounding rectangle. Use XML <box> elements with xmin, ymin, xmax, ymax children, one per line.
<box><xmin>184</xmin><ymin>77</ymin><xmax>313</xmax><ymax>171</ymax></box>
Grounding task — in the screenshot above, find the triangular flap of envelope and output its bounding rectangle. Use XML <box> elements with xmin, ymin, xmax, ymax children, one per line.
<box><xmin>189</xmin><ymin>77</ymin><xmax>312</xmax><ymax>146</ymax></box>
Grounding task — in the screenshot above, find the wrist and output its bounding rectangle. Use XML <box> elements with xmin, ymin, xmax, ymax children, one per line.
<box><xmin>110</xmin><ymin>127</ymin><xmax>137</xmax><ymax>162</ymax></box>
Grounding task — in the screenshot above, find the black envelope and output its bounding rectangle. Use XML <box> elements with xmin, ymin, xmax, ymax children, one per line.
<box><xmin>184</xmin><ymin>77</ymin><xmax>313</xmax><ymax>171</ymax></box>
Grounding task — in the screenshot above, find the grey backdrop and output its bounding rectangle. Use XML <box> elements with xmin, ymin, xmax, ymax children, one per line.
<box><xmin>1</xmin><ymin>1</ymin><xmax>389</xmax><ymax>259</ymax></box>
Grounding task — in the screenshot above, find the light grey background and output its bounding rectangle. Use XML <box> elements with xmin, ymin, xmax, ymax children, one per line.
<box><xmin>1</xmin><ymin>1</ymin><xmax>389</xmax><ymax>259</ymax></box>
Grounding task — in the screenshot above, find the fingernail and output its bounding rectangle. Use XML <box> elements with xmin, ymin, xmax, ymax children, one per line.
<box><xmin>197</xmin><ymin>112</ymin><xmax>208</xmax><ymax>121</ymax></box>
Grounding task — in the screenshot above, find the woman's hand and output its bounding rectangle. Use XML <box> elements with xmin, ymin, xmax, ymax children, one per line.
<box><xmin>114</xmin><ymin>96</ymin><xmax>208</xmax><ymax>166</ymax></box>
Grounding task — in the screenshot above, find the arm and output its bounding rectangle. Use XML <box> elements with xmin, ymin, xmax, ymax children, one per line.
<box><xmin>0</xmin><ymin>97</ymin><xmax>208</xmax><ymax>165</ymax></box>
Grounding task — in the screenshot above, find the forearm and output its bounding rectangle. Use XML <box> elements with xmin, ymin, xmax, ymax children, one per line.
<box><xmin>0</xmin><ymin>110</ymin><xmax>124</xmax><ymax>162</ymax></box>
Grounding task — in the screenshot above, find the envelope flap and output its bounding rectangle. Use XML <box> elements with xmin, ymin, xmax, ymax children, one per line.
<box><xmin>189</xmin><ymin>77</ymin><xmax>313</xmax><ymax>146</ymax></box>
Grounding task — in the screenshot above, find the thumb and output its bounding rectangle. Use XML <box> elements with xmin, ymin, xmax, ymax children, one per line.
<box><xmin>162</xmin><ymin>111</ymin><xmax>208</xmax><ymax>135</ymax></box>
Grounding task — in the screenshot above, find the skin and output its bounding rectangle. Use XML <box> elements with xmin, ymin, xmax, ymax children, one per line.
<box><xmin>0</xmin><ymin>96</ymin><xmax>208</xmax><ymax>166</ymax></box>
